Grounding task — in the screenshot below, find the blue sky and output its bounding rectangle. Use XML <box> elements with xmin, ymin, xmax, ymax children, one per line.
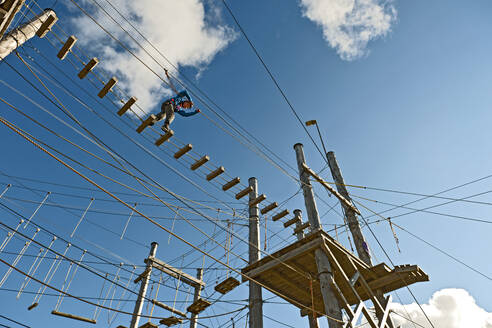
<box><xmin>1</xmin><ymin>0</ymin><xmax>492</xmax><ymax>327</ymax></box>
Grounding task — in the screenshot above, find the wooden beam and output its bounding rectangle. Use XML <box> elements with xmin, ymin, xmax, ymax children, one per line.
<box><xmin>260</xmin><ymin>202</ymin><xmax>277</xmax><ymax>215</ymax></box>
<box><xmin>155</xmin><ymin>130</ymin><xmax>174</xmax><ymax>146</ymax></box>
<box><xmin>272</xmin><ymin>209</ymin><xmax>289</xmax><ymax>221</ymax></box>
<box><xmin>191</xmin><ymin>156</ymin><xmax>209</xmax><ymax>171</ymax></box>
<box><xmin>51</xmin><ymin>310</ymin><xmax>96</xmax><ymax>324</ymax></box>
<box><xmin>249</xmin><ymin>194</ymin><xmax>266</xmax><ymax>207</ymax></box>
<box><xmin>78</xmin><ymin>58</ymin><xmax>98</xmax><ymax>79</ymax></box>
<box><xmin>98</xmin><ymin>77</ymin><xmax>118</xmax><ymax>98</ymax></box>
<box><xmin>148</xmin><ymin>257</ymin><xmax>204</xmax><ymax>288</ymax></box>
<box><xmin>118</xmin><ymin>97</ymin><xmax>137</xmax><ymax>116</ymax></box>
<box><xmin>284</xmin><ymin>216</ymin><xmax>300</xmax><ymax>228</ymax></box>
<box><xmin>36</xmin><ymin>13</ymin><xmax>57</xmax><ymax>38</ymax></box>
<box><xmin>222</xmin><ymin>177</ymin><xmax>240</xmax><ymax>191</ymax></box>
<box><xmin>151</xmin><ymin>300</ymin><xmax>187</xmax><ymax>318</ymax></box>
<box><xmin>206</xmin><ymin>166</ymin><xmax>224</xmax><ymax>181</ymax></box>
<box><xmin>293</xmin><ymin>222</ymin><xmax>310</xmax><ymax>235</ymax></box>
<box><xmin>57</xmin><ymin>35</ymin><xmax>77</xmax><ymax>60</ymax></box>
<box><xmin>235</xmin><ymin>186</ymin><xmax>253</xmax><ymax>200</ymax></box>
<box><xmin>301</xmin><ymin>163</ymin><xmax>360</xmax><ymax>215</ymax></box>
<box><xmin>174</xmin><ymin>144</ymin><xmax>192</xmax><ymax>159</ymax></box>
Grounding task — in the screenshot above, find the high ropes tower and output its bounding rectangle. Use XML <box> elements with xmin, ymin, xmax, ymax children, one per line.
<box><xmin>0</xmin><ymin>2</ymin><xmax>433</xmax><ymax>328</ymax></box>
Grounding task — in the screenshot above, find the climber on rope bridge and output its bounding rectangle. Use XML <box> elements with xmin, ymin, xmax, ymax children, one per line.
<box><xmin>152</xmin><ymin>69</ymin><xmax>200</xmax><ymax>132</ymax></box>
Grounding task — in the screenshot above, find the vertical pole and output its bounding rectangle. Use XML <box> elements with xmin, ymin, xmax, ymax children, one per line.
<box><xmin>326</xmin><ymin>151</ymin><xmax>395</xmax><ymax>328</ymax></box>
<box><xmin>130</xmin><ymin>242</ymin><xmax>158</xmax><ymax>328</ymax></box>
<box><xmin>189</xmin><ymin>268</ymin><xmax>203</xmax><ymax>328</ymax></box>
<box><xmin>248</xmin><ymin>177</ymin><xmax>263</xmax><ymax>328</ymax></box>
<box><xmin>293</xmin><ymin>209</ymin><xmax>318</xmax><ymax>328</ymax></box>
<box><xmin>326</xmin><ymin>151</ymin><xmax>371</xmax><ymax>265</ymax></box>
<box><xmin>294</xmin><ymin>143</ymin><xmax>342</xmax><ymax>328</ymax></box>
<box><xmin>0</xmin><ymin>9</ymin><xmax>57</xmax><ymax>60</ymax></box>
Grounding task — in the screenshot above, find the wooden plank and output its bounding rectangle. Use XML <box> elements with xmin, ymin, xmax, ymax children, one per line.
<box><xmin>249</xmin><ymin>194</ymin><xmax>266</xmax><ymax>207</ymax></box>
<box><xmin>78</xmin><ymin>58</ymin><xmax>99</xmax><ymax>79</ymax></box>
<box><xmin>51</xmin><ymin>310</ymin><xmax>96</xmax><ymax>324</ymax></box>
<box><xmin>57</xmin><ymin>35</ymin><xmax>77</xmax><ymax>60</ymax></box>
<box><xmin>174</xmin><ymin>144</ymin><xmax>192</xmax><ymax>159</ymax></box>
<box><xmin>187</xmin><ymin>298</ymin><xmax>211</xmax><ymax>314</ymax></box>
<box><xmin>151</xmin><ymin>300</ymin><xmax>187</xmax><ymax>317</ymax></box>
<box><xmin>242</xmin><ymin>237</ymin><xmax>321</xmax><ymax>281</ymax></box>
<box><xmin>284</xmin><ymin>216</ymin><xmax>300</xmax><ymax>228</ymax></box>
<box><xmin>118</xmin><ymin>96</ymin><xmax>137</xmax><ymax>116</ymax></box>
<box><xmin>191</xmin><ymin>156</ymin><xmax>209</xmax><ymax>171</ymax></box>
<box><xmin>148</xmin><ymin>257</ymin><xmax>204</xmax><ymax>287</ymax></box>
<box><xmin>36</xmin><ymin>13</ymin><xmax>57</xmax><ymax>38</ymax></box>
<box><xmin>155</xmin><ymin>130</ymin><xmax>174</xmax><ymax>146</ymax></box>
<box><xmin>214</xmin><ymin>277</ymin><xmax>240</xmax><ymax>294</ymax></box>
<box><xmin>98</xmin><ymin>77</ymin><xmax>118</xmax><ymax>98</ymax></box>
<box><xmin>134</xmin><ymin>267</ymin><xmax>150</xmax><ymax>284</ymax></box>
<box><xmin>272</xmin><ymin>209</ymin><xmax>289</xmax><ymax>221</ymax></box>
<box><xmin>139</xmin><ymin>322</ymin><xmax>159</xmax><ymax>328</ymax></box>
<box><xmin>293</xmin><ymin>222</ymin><xmax>310</xmax><ymax>235</ymax></box>
<box><xmin>302</xmin><ymin>163</ymin><xmax>360</xmax><ymax>215</ymax></box>
<box><xmin>222</xmin><ymin>177</ymin><xmax>240</xmax><ymax>191</ymax></box>
<box><xmin>206</xmin><ymin>166</ymin><xmax>224</xmax><ymax>181</ymax></box>
<box><xmin>235</xmin><ymin>186</ymin><xmax>253</xmax><ymax>200</ymax></box>
<box><xmin>260</xmin><ymin>202</ymin><xmax>277</xmax><ymax>215</ymax></box>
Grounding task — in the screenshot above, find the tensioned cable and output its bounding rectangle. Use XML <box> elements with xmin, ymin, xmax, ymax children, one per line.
<box><xmin>220</xmin><ymin>0</ymin><xmax>328</xmax><ymax>165</ymax></box>
<box><xmin>19</xmin><ymin>31</ymin><xmax>345</xmax><ymax>232</ymax></box>
<box><xmin>0</xmin><ymin>115</ymin><xmax>345</xmax><ymax>324</ymax></box>
<box><xmin>4</xmin><ymin>56</ymin><xmax>242</xmax><ymax>216</ymax></box>
<box><xmin>62</xmin><ymin>0</ymin><xmax>299</xmax><ymax>179</ymax></box>
<box><xmin>352</xmin><ymin>200</ymin><xmax>435</xmax><ymax>328</ymax></box>
<box><xmin>0</xmin><ymin>67</ymin><xmax>299</xmax><ymax>271</ymax></box>
<box><xmin>351</xmin><ymin>193</ymin><xmax>492</xmax><ymax>225</ymax></box>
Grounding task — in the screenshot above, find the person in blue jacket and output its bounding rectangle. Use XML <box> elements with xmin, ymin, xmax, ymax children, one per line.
<box><xmin>155</xmin><ymin>69</ymin><xmax>200</xmax><ymax>132</ymax></box>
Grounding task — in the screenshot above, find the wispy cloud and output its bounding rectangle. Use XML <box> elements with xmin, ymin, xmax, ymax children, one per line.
<box><xmin>71</xmin><ymin>0</ymin><xmax>236</xmax><ymax>112</ymax></box>
<box><xmin>391</xmin><ymin>289</ymin><xmax>492</xmax><ymax>328</ymax></box>
<box><xmin>299</xmin><ymin>0</ymin><xmax>396</xmax><ymax>60</ymax></box>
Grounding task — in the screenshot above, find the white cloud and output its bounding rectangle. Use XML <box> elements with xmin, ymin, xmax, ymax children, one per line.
<box><xmin>71</xmin><ymin>0</ymin><xmax>235</xmax><ymax>112</ymax></box>
<box><xmin>390</xmin><ymin>289</ymin><xmax>492</xmax><ymax>328</ymax></box>
<box><xmin>299</xmin><ymin>0</ymin><xmax>396</xmax><ymax>60</ymax></box>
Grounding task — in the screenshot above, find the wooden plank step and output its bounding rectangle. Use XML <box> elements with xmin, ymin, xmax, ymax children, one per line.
<box><xmin>187</xmin><ymin>298</ymin><xmax>211</xmax><ymax>314</ymax></box>
<box><xmin>155</xmin><ymin>130</ymin><xmax>174</xmax><ymax>146</ymax></box>
<box><xmin>78</xmin><ymin>58</ymin><xmax>98</xmax><ymax>79</ymax></box>
<box><xmin>136</xmin><ymin>114</ymin><xmax>157</xmax><ymax>133</ymax></box>
<box><xmin>272</xmin><ymin>209</ymin><xmax>289</xmax><ymax>221</ymax></box>
<box><xmin>174</xmin><ymin>144</ymin><xmax>192</xmax><ymax>159</ymax></box>
<box><xmin>235</xmin><ymin>186</ymin><xmax>253</xmax><ymax>200</ymax></box>
<box><xmin>260</xmin><ymin>202</ymin><xmax>278</xmax><ymax>215</ymax></box>
<box><xmin>51</xmin><ymin>310</ymin><xmax>96</xmax><ymax>324</ymax></box>
<box><xmin>293</xmin><ymin>222</ymin><xmax>310</xmax><ymax>235</ymax></box>
<box><xmin>206</xmin><ymin>166</ymin><xmax>225</xmax><ymax>181</ymax></box>
<box><xmin>159</xmin><ymin>317</ymin><xmax>183</xmax><ymax>327</ymax></box>
<box><xmin>138</xmin><ymin>322</ymin><xmax>158</xmax><ymax>328</ymax></box>
<box><xmin>98</xmin><ymin>77</ymin><xmax>117</xmax><ymax>98</ymax></box>
<box><xmin>222</xmin><ymin>177</ymin><xmax>240</xmax><ymax>191</ymax></box>
<box><xmin>118</xmin><ymin>97</ymin><xmax>137</xmax><ymax>116</ymax></box>
<box><xmin>36</xmin><ymin>13</ymin><xmax>58</xmax><ymax>38</ymax></box>
<box><xmin>191</xmin><ymin>155</ymin><xmax>209</xmax><ymax>170</ymax></box>
<box><xmin>249</xmin><ymin>194</ymin><xmax>266</xmax><ymax>207</ymax></box>
<box><xmin>214</xmin><ymin>277</ymin><xmax>240</xmax><ymax>294</ymax></box>
<box><xmin>57</xmin><ymin>35</ymin><xmax>77</xmax><ymax>60</ymax></box>
<box><xmin>284</xmin><ymin>216</ymin><xmax>300</xmax><ymax>228</ymax></box>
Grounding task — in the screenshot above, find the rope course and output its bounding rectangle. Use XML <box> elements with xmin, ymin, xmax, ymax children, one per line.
<box><xmin>2</xmin><ymin>2</ymin><xmax>489</xmax><ymax>328</ymax></box>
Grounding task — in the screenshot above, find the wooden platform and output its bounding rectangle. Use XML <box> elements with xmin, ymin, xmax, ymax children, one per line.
<box><xmin>241</xmin><ymin>230</ymin><xmax>428</xmax><ymax>316</ymax></box>
<box><xmin>187</xmin><ymin>298</ymin><xmax>211</xmax><ymax>314</ymax></box>
<box><xmin>214</xmin><ymin>277</ymin><xmax>240</xmax><ymax>294</ymax></box>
